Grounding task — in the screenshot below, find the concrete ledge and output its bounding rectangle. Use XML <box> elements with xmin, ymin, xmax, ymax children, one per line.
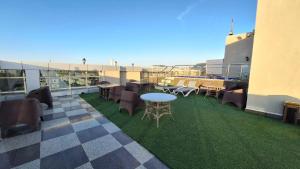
<box><xmin>245</xmin><ymin>108</ymin><xmax>282</xmax><ymax>120</ymax></box>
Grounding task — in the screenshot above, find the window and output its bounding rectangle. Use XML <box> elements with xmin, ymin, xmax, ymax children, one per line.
<box><xmin>0</xmin><ymin>69</ymin><xmax>26</xmax><ymax>94</ymax></box>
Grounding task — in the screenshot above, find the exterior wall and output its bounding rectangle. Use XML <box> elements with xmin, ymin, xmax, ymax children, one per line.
<box><xmin>246</xmin><ymin>0</ymin><xmax>300</xmax><ymax>116</ymax></box>
<box><xmin>126</xmin><ymin>71</ymin><xmax>141</xmax><ymax>82</ymax></box>
<box><xmin>102</xmin><ymin>70</ymin><xmax>120</xmax><ymax>85</ymax></box>
<box><xmin>223</xmin><ymin>33</ymin><xmax>254</xmax><ymax>77</ymax></box>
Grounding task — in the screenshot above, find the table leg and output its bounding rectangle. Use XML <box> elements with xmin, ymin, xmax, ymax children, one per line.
<box><xmin>142</xmin><ymin>102</ymin><xmax>150</xmax><ymax>120</ymax></box>
<box><xmin>156</xmin><ymin>102</ymin><xmax>160</xmax><ymax>128</ymax></box>
<box><xmin>283</xmin><ymin>105</ymin><xmax>287</xmax><ymax>122</ymax></box>
<box><xmin>295</xmin><ymin>107</ymin><xmax>300</xmax><ymax>124</ymax></box>
<box><xmin>169</xmin><ymin>102</ymin><xmax>175</xmax><ymax>120</ymax></box>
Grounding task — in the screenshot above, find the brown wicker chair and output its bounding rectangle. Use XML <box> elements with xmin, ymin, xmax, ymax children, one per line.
<box><xmin>125</xmin><ymin>82</ymin><xmax>140</xmax><ymax>93</ymax></box>
<box><xmin>0</xmin><ymin>98</ymin><xmax>42</xmax><ymax>138</ymax></box>
<box><xmin>27</xmin><ymin>86</ymin><xmax>53</xmax><ymax>109</ymax></box>
<box><xmin>222</xmin><ymin>88</ymin><xmax>247</xmax><ymax>109</ymax></box>
<box><xmin>108</xmin><ymin>86</ymin><xmax>125</xmax><ymax>102</ymax></box>
<box><xmin>119</xmin><ymin>90</ymin><xmax>139</xmax><ymax>116</ymax></box>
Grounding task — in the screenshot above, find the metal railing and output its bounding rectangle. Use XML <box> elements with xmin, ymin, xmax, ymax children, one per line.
<box><xmin>142</xmin><ymin>63</ymin><xmax>250</xmax><ymax>83</ymax></box>
<box><xmin>0</xmin><ymin>69</ymin><xmax>27</xmax><ymax>94</ymax></box>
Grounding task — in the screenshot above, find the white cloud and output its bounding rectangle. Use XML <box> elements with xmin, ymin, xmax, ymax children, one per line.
<box><xmin>177</xmin><ymin>0</ymin><xmax>205</xmax><ymax>21</ymax></box>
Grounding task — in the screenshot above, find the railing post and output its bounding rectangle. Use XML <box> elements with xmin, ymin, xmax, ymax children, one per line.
<box><xmin>240</xmin><ymin>65</ymin><xmax>243</xmax><ymax>80</ymax></box>
<box><xmin>227</xmin><ymin>64</ymin><xmax>231</xmax><ymax>80</ymax></box>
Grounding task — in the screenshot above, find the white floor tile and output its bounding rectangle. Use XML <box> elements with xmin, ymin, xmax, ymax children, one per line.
<box><xmin>82</xmin><ymin>135</ymin><xmax>122</xmax><ymax>161</ymax></box>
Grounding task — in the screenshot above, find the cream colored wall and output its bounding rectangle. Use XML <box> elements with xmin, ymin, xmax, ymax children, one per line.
<box><xmin>246</xmin><ymin>0</ymin><xmax>300</xmax><ymax>115</ymax></box>
<box><xmin>126</xmin><ymin>71</ymin><xmax>141</xmax><ymax>82</ymax></box>
<box><xmin>102</xmin><ymin>70</ymin><xmax>120</xmax><ymax>85</ymax></box>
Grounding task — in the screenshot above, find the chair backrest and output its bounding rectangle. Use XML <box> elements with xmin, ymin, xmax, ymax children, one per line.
<box><xmin>176</xmin><ymin>80</ymin><xmax>185</xmax><ymax>86</ymax></box>
<box><xmin>109</xmin><ymin>87</ymin><xmax>116</xmax><ymax>95</ymax></box>
<box><xmin>98</xmin><ymin>81</ymin><xmax>110</xmax><ymax>85</ymax></box>
<box><xmin>120</xmin><ymin>90</ymin><xmax>138</xmax><ymax>104</ymax></box>
<box><xmin>114</xmin><ymin>86</ymin><xmax>125</xmax><ymax>95</ymax></box>
<box><xmin>187</xmin><ymin>81</ymin><xmax>197</xmax><ymax>88</ymax></box>
<box><xmin>125</xmin><ymin>83</ymin><xmax>139</xmax><ymax>93</ymax></box>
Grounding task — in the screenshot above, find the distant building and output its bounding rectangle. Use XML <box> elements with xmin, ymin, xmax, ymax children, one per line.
<box><xmin>223</xmin><ymin>31</ymin><xmax>254</xmax><ymax>79</ymax></box>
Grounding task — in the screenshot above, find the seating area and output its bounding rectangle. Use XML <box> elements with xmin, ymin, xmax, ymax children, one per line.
<box><xmin>1</xmin><ymin>76</ymin><xmax>299</xmax><ymax>169</ymax></box>
<box><xmin>157</xmin><ymin>77</ymin><xmax>248</xmax><ymax>109</ymax></box>
<box><xmin>0</xmin><ymin>94</ymin><xmax>167</xmax><ymax>169</ymax></box>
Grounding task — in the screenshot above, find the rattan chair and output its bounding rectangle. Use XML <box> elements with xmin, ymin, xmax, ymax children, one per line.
<box><xmin>108</xmin><ymin>86</ymin><xmax>125</xmax><ymax>102</ymax></box>
<box><xmin>0</xmin><ymin>98</ymin><xmax>42</xmax><ymax>138</ymax></box>
<box><xmin>27</xmin><ymin>86</ymin><xmax>53</xmax><ymax>109</ymax></box>
<box><xmin>119</xmin><ymin>90</ymin><xmax>139</xmax><ymax>116</ymax></box>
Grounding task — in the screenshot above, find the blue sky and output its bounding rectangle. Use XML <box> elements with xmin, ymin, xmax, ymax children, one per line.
<box><xmin>0</xmin><ymin>0</ymin><xmax>257</xmax><ymax>66</ymax></box>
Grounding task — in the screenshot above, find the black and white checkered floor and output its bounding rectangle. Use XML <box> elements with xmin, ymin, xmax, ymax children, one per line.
<box><xmin>0</xmin><ymin>95</ymin><xmax>168</xmax><ymax>169</ymax></box>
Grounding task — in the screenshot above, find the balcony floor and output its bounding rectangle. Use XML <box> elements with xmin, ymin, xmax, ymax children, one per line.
<box><xmin>0</xmin><ymin>95</ymin><xmax>168</xmax><ymax>169</ymax></box>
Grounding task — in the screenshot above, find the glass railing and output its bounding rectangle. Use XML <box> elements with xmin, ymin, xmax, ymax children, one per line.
<box><xmin>0</xmin><ymin>69</ymin><xmax>26</xmax><ymax>94</ymax></box>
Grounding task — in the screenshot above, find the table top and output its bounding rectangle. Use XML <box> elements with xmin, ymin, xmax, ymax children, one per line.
<box><xmin>140</xmin><ymin>93</ymin><xmax>177</xmax><ymax>102</ymax></box>
<box><xmin>129</xmin><ymin>81</ymin><xmax>151</xmax><ymax>85</ymax></box>
<box><xmin>97</xmin><ymin>84</ymin><xmax>120</xmax><ymax>88</ymax></box>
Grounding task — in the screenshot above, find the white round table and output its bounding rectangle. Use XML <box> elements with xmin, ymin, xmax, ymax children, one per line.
<box><xmin>140</xmin><ymin>93</ymin><xmax>177</xmax><ymax>128</ymax></box>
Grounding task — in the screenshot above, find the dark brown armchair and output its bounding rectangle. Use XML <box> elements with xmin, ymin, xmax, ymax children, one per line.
<box><xmin>0</xmin><ymin>98</ymin><xmax>42</xmax><ymax>138</ymax></box>
<box><xmin>119</xmin><ymin>90</ymin><xmax>139</xmax><ymax>116</ymax></box>
<box><xmin>108</xmin><ymin>86</ymin><xmax>125</xmax><ymax>102</ymax></box>
<box><xmin>222</xmin><ymin>88</ymin><xmax>247</xmax><ymax>109</ymax></box>
<box><xmin>125</xmin><ymin>82</ymin><xmax>140</xmax><ymax>93</ymax></box>
<box><xmin>27</xmin><ymin>86</ymin><xmax>53</xmax><ymax>109</ymax></box>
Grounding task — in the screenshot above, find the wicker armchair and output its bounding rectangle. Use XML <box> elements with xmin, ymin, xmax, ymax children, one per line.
<box><xmin>108</xmin><ymin>86</ymin><xmax>125</xmax><ymax>102</ymax></box>
<box><xmin>27</xmin><ymin>86</ymin><xmax>53</xmax><ymax>109</ymax></box>
<box><xmin>125</xmin><ymin>82</ymin><xmax>140</xmax><ymax>93</ymax></box>
<box><xmin>119</xmin><ymin>90</ymin><xmax>139</xmax><ymax>116</ymax></box>
<box><xmin>0</xmin><ymin>98</ymin><xmax>42</xmax><ymax>138</ymax></box>
<box><xmin>222</xmin><ymin>88</ymin><xmax>247</xmax><ymax>109</ymax></box>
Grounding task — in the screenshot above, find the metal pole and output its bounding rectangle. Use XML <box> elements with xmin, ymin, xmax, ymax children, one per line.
<box><xmin>240</xmin><ymin>65</ymin><xmax>243</xmax><ymax>80</ymax></box>
<box><xmin>227</xmin><ymin>64</ymin><xmax>231</xmax><ymax>80</ymax></box>
<box><xmin>86</xmin><ymin>64</ymin><xmax>88</xmax><ymax>88</ymax></box>
<box><xmin>68</xmin><ymin>64</ymin><xmax>71</xmax><ymax>95</ymax></box>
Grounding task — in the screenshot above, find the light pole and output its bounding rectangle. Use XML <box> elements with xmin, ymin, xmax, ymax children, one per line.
<box><xmin>82</xmin><ymin>58</ymin><xmax>86</xmax><ymax>65</ymax></box>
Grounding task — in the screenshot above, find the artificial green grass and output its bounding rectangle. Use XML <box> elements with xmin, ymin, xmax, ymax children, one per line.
<box><xmin>81</xmin><ymin>93</ymin><xmax>300</xmax><ymax>169</ymax></box>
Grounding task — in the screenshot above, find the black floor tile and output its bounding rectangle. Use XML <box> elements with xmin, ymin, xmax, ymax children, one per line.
<box><xmin>69</xmin><ymin>113</ymin><xmax>92</xmax><ymax>123</ymax></box>
<box><xmin>6</xmin><ymin>143</ymin><xmax>40</xmax><ymax>168</ymax></box>
<box><xmin>42</xmin><ymin>124</ymin><xmax>74</xmax><ymax>141</ymax></box>
<box><xmin>144</xmin><ymin>157</ymin><xmax>169</xmax><ymax>169</ymax></box>
<box><xmin>43</xmin><ymin>112</ymin><xmax>66</xmax><ymax>121</ymax></box>
<box><xmin>41</xmin><ymin>151</ymin><xmax>66</xmax><ymax>169</ymax></box>
<box><xmin>41</xmin><ymin>146</ymin><xmax>88</xmax><ymax>169</ymax></box>
<box><xmin>76</xmin><ymin>126</ymin><xmax>109</xmax><ymax>143</ymax></box>
<box><xmin>112</xmin><ymin>131</ymin><xmax>133</xmax><ymax>145</ymax></box>
<box><xmin>91</xmin><ymin>148</ymin><xmax>140</xmax><ymax>169</ymax></box>
<box><xmin>0</xmin><ymin>153</ymin><xmax>10</xmax><ymax>169</ymax></box>
<box><xmin>63</xmin><ymin>146</ymin><xmax>89</xmax><ymax>169</ymax></box>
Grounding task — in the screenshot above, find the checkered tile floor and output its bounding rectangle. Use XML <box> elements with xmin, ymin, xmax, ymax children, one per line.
<box><xmin>0</xmin><ymin>95</ymin><xmax>168</xmax><ymax>169</ymax></box>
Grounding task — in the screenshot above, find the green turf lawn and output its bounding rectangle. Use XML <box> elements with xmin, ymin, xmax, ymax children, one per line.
<box><xmin>80</xmin><ymin>92</ymin><xmax>300</xmax><ymax>169</ymax></box>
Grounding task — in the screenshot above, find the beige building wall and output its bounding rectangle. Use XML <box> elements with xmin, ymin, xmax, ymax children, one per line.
<box><xmin>223</xmin><ymin>32</ymin><xmax>253</xmax><ymax>77</ymax></box>
<box><xmin>246</xmin><ymin>0</ymin><xmax>300</xmax><ymax>116</ymax></box>
<box><xmin>126</xmin><ymin>71</ymin><xmax>141</xmax><ymax>81</ymax></box>
<box><xmin>102</xmin><ymin>70</ymin><xmax>121</xmax><ymax>85</ymax></box>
